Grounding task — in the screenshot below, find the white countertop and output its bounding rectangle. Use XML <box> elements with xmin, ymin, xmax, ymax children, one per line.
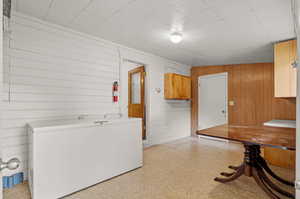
<box><xmin>263</xmin><ymin>120</ymin><xmax>296</xmax><ymax>128</ymax></box>
<box><xmin>28</xmin><ymin>118</ymin><xmax>142</xmax><ymax>132</ymax></box>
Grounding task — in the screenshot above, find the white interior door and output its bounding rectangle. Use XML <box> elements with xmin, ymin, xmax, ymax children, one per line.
<box><xmin>198</xmin><ymin>73</ymin><xmax>228</xmax><ymax>130</ymax></box>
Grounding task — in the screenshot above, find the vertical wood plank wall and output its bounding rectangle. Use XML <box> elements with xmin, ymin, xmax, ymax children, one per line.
<box><xmin>191</xmin><ymin>63</ymin><xmax>296</xmax><ymax>168</ymax></box>
<box><xmin>191</xmin><ymin>63</ymin><xmax>296</xmax><ymax>134</ymax></box>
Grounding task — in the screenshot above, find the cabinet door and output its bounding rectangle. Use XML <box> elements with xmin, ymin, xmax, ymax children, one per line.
<box><xmin>173</xmin><ymin>74</ymin><xmax>183</xmax><ymax>98</ymax></box>
<box><xmin>173</xmin><ymin>75</ymin><xmax>191</xmax><ymax>99</ymax></box>
<box><xmin>180</xmin><ymin>76</ymin><xmax>191</xmax><ymax>99</ymax></box>
<box><xmin>274</xmin><ymin>41</ymin><xmax>291</xmax><ymax>97</ymax></box>
<box><xmin>264</xmin><ymin>147</ymin><xmax>295</xmax><ymax>169</ymax></box>
<box><xmin>164</xmin><ymin>73</ymin><xmax>191</xmax><ymax>99</ymax></box>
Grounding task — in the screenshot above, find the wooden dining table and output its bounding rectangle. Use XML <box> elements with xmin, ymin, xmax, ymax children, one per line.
<box><xmin>197</xmin><ymin>124</ymin><xmax>296</xmax><ymax>199</ymax></box>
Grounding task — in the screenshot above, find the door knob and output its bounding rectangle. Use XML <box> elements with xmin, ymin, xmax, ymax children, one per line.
<box><xmin>0</xmin><ymin>158</ymin><xmax>20</xmax><ymax>171</ymax></box>
<box><xmin>221</xmin><ymin>110</ymin><xmax>226</xmax><ymax>114</ymax></box>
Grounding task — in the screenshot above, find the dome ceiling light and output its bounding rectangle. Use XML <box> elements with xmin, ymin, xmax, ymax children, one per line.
<box><xmin>170</xmin><ymin>32</ymin><xmax>183</xmax><ymax>43</ymax></box>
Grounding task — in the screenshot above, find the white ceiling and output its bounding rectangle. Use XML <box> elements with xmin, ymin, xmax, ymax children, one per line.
<box><xmin>14</xmin><ymin>0</ymin><xmax>295</xmax><ymax>66</ymax></box>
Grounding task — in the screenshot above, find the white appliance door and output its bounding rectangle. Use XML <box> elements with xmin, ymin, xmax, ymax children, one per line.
<box><xmin>198</xmin><ymin>73</ymin><xmax>228</xmax><ymax>130</ymax></box>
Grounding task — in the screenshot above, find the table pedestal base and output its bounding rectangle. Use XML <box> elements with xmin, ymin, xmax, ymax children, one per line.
<box><xmin>215</xmin><ymin>144</ymin><xmax>295</xmax><ymax>199</ymax></box>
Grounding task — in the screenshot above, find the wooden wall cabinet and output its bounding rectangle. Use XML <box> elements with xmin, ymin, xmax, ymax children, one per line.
<box><xmin>274</xmin><ymin>39</ymin><xmax>297</xmax><ymax>98</ymax></box>
<box><xmin>164</xmin><ymin>73</ymin><xmax>191</xmax><ymax>100</ymax></box>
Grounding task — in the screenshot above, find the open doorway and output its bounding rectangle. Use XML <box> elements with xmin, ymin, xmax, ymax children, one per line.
<box><xmin>122</xmin><ymin>60</ymin><xmax>147</xmax><ymax>140</ymax></box>
<box><xmin>128</xmin><ymin>66</ymin><xmax>146</xmax><ymax>139</ymax></box>
<box><xmin>198</xmin><ymin>72</ymin><xmax>228</xmax><ymax>130</ymax></box>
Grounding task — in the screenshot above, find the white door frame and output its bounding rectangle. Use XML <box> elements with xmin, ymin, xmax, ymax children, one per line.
<box><xmin>1</xmin><ymin>0</ymin><xmax>3</xmax><ymax>197</ymax></box>
<box><xmin>198</xmin><ymin>72</ymin><xmax>228</xmax><ymax>130</ymax></box>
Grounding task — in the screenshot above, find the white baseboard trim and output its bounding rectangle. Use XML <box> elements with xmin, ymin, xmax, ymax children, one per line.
<box><xmin>146</xmin><ymin>135</ymin><xmax>190</xmax><ymax>148</ymax></box>
<box><xmin>198</xmin><ymin>135</ymin><xmax>229</xmax><ymax>143</ymax></box>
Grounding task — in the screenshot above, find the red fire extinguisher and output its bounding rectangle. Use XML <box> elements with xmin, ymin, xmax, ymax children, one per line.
<box><xmin>113</xmin><ymin>81</ymin><xmax>119</xmax><ymax>103</ymax></box>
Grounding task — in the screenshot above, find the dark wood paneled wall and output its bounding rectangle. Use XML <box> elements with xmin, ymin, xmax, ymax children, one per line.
<box><xmin>191</xmin><ymin>63</ymin><xmax>296</xmax><ymax>135</ymax></box>
<box><xmin>191</xmin><ymin>63</ymin><xmax>296</xmax><ymax>168</ymax></box>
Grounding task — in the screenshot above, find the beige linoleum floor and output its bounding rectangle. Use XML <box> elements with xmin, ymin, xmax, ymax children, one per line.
<box><xmin>4</xmin><ymin>137</ymin><xmax>295</xmax><ymax>199</ymax></box>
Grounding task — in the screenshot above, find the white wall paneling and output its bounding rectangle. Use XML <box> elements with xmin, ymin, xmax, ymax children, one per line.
<box><xmin>2</xmin><ymin>13</ymin><xmax>121</xmax><ymax>177</ymax></box>
<box><xmin>0</xmin><ymin>0</ymin><xmax>3</xmax><ymax>196</ymax></box>
<box><xmin>2</xmin><ymin>12</ymin><xmax>191</xmax><ymax>177</ymax></box>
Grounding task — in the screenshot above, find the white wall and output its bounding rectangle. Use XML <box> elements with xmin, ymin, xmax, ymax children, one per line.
<box><xmin>1</xmin><ymin>13</ymin><xmax>191</xmax><ymax>177</ymax></box>
<box><xmin>0</xmin><ymin>0</ymin><xmax>3</xmax><ymax>197</ymax></box>
<box><xmin>147</xmin><ymin>62</ymin><xmax>191</xmax><ymax>145</ymax></box>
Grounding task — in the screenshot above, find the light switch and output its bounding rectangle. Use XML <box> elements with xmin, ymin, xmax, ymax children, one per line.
<box><xmin>229</xmin><ymin>100</ymin><xmax>235</xmax><ymax>106</ymax></box>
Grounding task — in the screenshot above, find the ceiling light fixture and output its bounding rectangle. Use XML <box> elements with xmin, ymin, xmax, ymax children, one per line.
<box><xmin>170</xmin><ymin>32</ymin><xmax>183</xmax><ymax>43</ymax></box>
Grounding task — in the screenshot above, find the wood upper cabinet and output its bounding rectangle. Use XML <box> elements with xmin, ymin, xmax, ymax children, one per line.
<box><xmin>274</xmin><ymin>39</ymin><xmax>297</xmax><ymax>98</ymax></box>
<box><xmin>164</xmin><ymin>73</ymin><xmax>191</xmax><ymax>100</ymax></box>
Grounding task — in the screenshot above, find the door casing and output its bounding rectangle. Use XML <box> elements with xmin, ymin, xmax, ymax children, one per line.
<box><xmin>198</xmin><ymin>72</ymin><xmax>228</xmax><ymax>130</ymax></box>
